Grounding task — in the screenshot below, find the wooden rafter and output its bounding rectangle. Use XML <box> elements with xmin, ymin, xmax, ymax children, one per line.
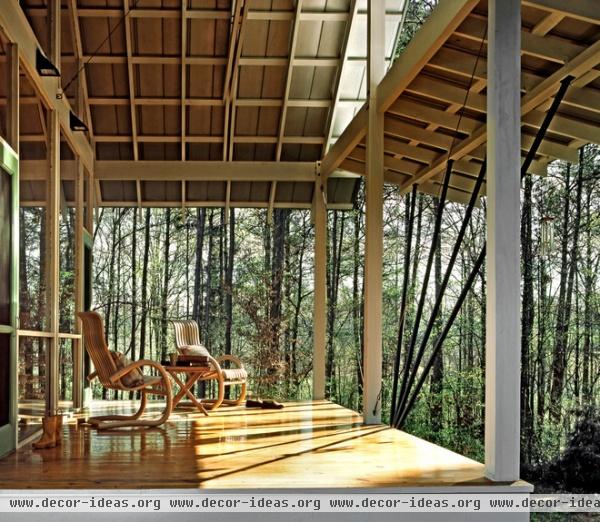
<box><xmin>322</xmin><ymin>0</ymin><xmax>480</xmax><ymax>175</ymax></box>
<box><xmin>276</xmin><ymin>0</ymin><xmax>303</xmax><ymax>162</ymax></box>
<box><xmin>223</xmin><ymin>0</ymin><xmax>244</xmax><ymax>161</ymax></box>
<box><xmin>181</xmin><ymin>0</ymin><xmax>187</xmax><ymax>161</ymax></box>
<box><xmin>123</xmin><ymin>0</ymin><xmax>139</xmax><ymax>160</ymax></box>
<box><xmin>522</xmin><ymin>0</ymin><xmax>600</xmax><ymax>25</ymax></box>
<box><xmin>323</xmin><ymin>0</ymin><xmax>358</xmax><ymax>156</ymax></box>
<box><xmin>67</xmin><ymin>0</ymin><xmax>94</xmax><ymax>144</ymax></box>
<box><xmin>0</xmin><ymin>1</ymin><xmax>94</xmax><ymax>170</ymax></box>
<box><xmin>398</xmin><ymin>38</ymin><xmax>600</xmax><ymax>193</ymax></box>
<box><xmin>227</xmin><ymin>2</ymin><xmax>250</xmax><ymax>161</ymax></box>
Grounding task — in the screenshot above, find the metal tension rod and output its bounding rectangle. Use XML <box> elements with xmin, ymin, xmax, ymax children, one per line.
<box><xmin>393</xmin><ymin>160</ymin><xmax>452</xmax><ymax>427</ymax></box>
<box><xmin>390</xmin><ymin>184</ymin><xmax>418</xmax><ymax>421</ymax></box>
<box><xmin>397</xmin><ymin>244</ymin><xmax>487</xmax><ymax>428</ymax></box>
<box><xmin>394</xmin><ymin>159</ymin><xmax>486</xmax><ymax>428</ymax></box>
<box><xmin>521</xmin><ymin>75</ymin><xmax>574</xmax><ymax>181</ymax></box>
<box><xmin>395</xmin><ymin>75</ymin><xmax>575</xmax><ymax>428</ymax></box>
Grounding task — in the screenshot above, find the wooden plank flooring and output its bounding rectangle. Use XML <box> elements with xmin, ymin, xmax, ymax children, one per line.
<box><xmin>0</xmin><ymin>400</ymin><xmax>502</xmax><ymax>489</ymax></box>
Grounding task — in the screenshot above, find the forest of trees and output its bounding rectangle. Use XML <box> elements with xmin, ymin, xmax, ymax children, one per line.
<box><xmin>14</xmin><ymin>0</ymin><xmax>598</xmax><ymax>492</ymax></box>
<box><xmin>18</xmin><ymin>144</ymin><xmax>600</xmax><ymax>479</ymax></box>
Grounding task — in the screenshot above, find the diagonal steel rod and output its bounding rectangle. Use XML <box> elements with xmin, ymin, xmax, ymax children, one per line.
<box><xmin>521</xmin><ymin>75</ymin><xmax>574</xmax><ymax>181</ymax></box>
<box><xmin>397</xmin><ymin>244</ymin><xmax>487</xmax><ymax>428</ymax></box>
<box><xmin>390</xmin><ymin>184</ymin><xmax>418</xmax><ymax>422</ymax></box>
<box><xmin>395</xmin><ymin>74</ymin><xmax>574</xmax><ymax>428</ymax></box>
<box><xmin>395</xmin><ymin>159</ymin><xmax>487</xmax><ymax>426</ymax></box>
<box><xmin>393</xmin><ymin>160</ymin><xmax>452</xmax><ymax>426</ymax></box>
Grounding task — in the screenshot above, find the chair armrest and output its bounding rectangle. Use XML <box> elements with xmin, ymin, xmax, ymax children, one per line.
<box><xmin>216</xmin><ymin>354</ymin><xmax>244</xmax><ymax>370</ymax></box>
<box><xmin>87</xmin><ymin>371</ymin><xmax>98</xmax><ymax>382</ymax></box>
<box><xmin>108</xmin><ymin>359</ymin><xmax>169</xmax><ymax>385</ymax></box>
<box><xmin>207</xmin><ymin>355</ymin><xmax>223</xmax><ymax>376</ymax></box>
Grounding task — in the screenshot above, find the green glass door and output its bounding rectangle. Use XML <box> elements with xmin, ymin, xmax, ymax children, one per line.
<box><xmin>0</xmin><ymin>138</ymin><xmax>19</xmax><ymax>457</ymax></box>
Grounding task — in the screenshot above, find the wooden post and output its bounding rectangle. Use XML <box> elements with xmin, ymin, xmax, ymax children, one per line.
<box><xmin>46</xmin><ymin>0</ymin><xmax>61</xmax><ymax>416</ymax></box>
<box><xmin>312</xmin><ymin>161</ymin><xmax>327</xmax><ymax>400</ymax></box>
<box><xmin>73</xmin><ymin>62</ymin><xmax>85</xmax><ymax>410</ymax></box>
<box><xmin>485</xmin><ymin>0</ymin><xmax>521</xmax><ymax>481</ymax></box>
<box><xmin>7</xmin><ymin>42</ymin><xmax>20</xmax><ymax>454</ymax></box>
<box><xmin>363</xmin><ymin>0</ymin><xmax>385</xmax><ymax>425</ymax></box>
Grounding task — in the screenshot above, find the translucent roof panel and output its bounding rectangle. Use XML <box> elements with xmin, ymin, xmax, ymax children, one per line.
<box><xmin>327</xmin><ymin>0</ymin><xmax>407</xmax><ymax>149</ymax></box>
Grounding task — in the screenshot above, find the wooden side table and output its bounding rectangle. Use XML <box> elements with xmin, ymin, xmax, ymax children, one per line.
<box><xmin>164</xmin><ymin>365</ymin><xmax>216</xmax><ymax>416</ymax></box>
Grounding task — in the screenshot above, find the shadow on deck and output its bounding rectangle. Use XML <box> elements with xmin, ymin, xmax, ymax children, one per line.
<box><xmin>0</xmin><ymin>400</ymin><xmax>530</xmax><ymax>491</ymax></box>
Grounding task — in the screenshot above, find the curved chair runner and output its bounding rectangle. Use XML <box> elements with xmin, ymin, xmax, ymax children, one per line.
<box><xmin>172</xmin><ymin>320</ymin><xmax>247</xmax><ymax>410</ymax></box>
<box><xmin>78</xmin><ymin>311</ymin><xmax>172</xmax><ymax>429</ymax></box>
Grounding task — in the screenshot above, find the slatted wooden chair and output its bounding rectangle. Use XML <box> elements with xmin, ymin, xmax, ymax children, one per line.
<box><xmin>172</xmin><ymin>320</ymin><xmax>247</xmax><ymax>410</ymax></box>
<box><xmin>78</xmin><ymin>311</ymin><xmax>172</xmax><ymax>429</ymax></box>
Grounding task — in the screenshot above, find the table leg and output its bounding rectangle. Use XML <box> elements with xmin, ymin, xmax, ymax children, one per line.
<box><xmin>169</xmin><ymin>372</ymin><xmax>209</xmax><ymax>416</ymax></box>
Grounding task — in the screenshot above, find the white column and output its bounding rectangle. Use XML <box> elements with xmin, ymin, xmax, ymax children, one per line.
<box><xmin>46</xmin><ymin>0</ymin><xmax>61</xmax><ymax>416</ymax></box>
<box><xmin>363</xmin><ymin>0</ymin><xmax>385</xmax><ymax>425</ymax></box>
<box><xmin>485</xmin><ymin>0</ymin><xmax>521</xmax><ymax>481</ymax></box>
<box><xmin>313</xmin><ymin>162</ymin><xmax>327</xmax><ymax>400</ymax></box>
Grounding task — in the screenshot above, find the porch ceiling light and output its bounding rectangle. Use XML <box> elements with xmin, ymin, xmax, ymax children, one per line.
<box><xmin>70</xmin><ymin>111</ymin><xmax>89</xmax><ymax>132</ymax></box>
<box><xmin>36</xmin><ymin>49</ymin><xmax>60</xmax><ymax>77</ymax></box>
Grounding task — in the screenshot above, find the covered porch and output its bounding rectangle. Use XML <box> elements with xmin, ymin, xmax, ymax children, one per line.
<box><xmin>0</xmin><ymin>0</ymin><xmax>598</xmax><ymax>494</ymax></box>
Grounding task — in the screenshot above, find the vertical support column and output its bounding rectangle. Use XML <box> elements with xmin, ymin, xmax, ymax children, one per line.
<box><xmin>73</xmin><ymin>69</ymin><xmax>85</xmax><ymax>410</ymax></box>
<box><xmin>485</xmin><ymin>0</ymin><xmax>521</xmax><ymax>481</ymax></box>
<box><xmin>7</xmin><ymin>42</ymin><xmax>20</xmax><ymax>450</ymax></box>
<box><xmin>312</xmin><ymin>161</ymin><xmax>327</xmax><ymax>400</ymax></box>
<box><xmin>363</xmin><ymin>0</ymin><xmax>385</xmax><ymax>424</ymax></box>
<box><xmin>46</xmin><ymin>0</ymin><xmax>61</xmax><ymax>416</ymax></box>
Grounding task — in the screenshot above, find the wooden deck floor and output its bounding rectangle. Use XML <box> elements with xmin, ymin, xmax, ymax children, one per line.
<box><xmin>0</xmin><ymin>400</ymin><xmax>513</xmax><ymax>489</ymax></box>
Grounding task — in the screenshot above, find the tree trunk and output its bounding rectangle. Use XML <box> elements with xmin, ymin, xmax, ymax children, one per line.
<box><xmin>429</xmin><ymin>202</ymin><xmax>443</xmax><ymax>431</ymax></box>
<box><xmin>224</xmin><ymin>208</ymin><xmax>235</xmax><ymax>357</ymax></box>
<box><xmin>204</xmin><ymin>211</ymin><xmax>214</xmax><ymax>348</ymax></box>
<box><xmin>160</xmin><ymin>209</ymin><xmax>172</xmax><ymax>361</ymax></box>
<box><xmin>193</xmin><ymin>208</ymin><xmax>206</xmax><ymax>324</ymax></box>
<box><xmin>129</xmin><ymin>207</ymin><xmax>138</xmax><ymax>399</ymax></box>
<box><xmin>139</xmin><ymin>209</ymin><xmax>151</xmax><ymax>362</ymax></box>
<box><xmin>520</xmin><ymin>173</ymin><xmax>534</xmax><ymax>462</ymax></box>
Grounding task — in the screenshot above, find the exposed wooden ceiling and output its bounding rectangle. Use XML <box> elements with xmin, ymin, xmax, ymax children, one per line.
<box><xmin>324</xmin><ymin>0</ymin><xmax>600</xmax><ymax>205</ymax></box>
<box><xmin>11</xmin><ymin>0</ymin><xmax>407</xmax><ymax>208</ymax></box>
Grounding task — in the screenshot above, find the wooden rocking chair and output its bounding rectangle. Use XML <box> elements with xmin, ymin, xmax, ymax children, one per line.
<box><xmin>78</xmin><ymin>311</ymin><xmax>173</xmax><ymax>429</ymax></box>
<box><xmin>172</xmin><ymin>320</ymin><xmax>247</xmax><ymax>410</ymax></box>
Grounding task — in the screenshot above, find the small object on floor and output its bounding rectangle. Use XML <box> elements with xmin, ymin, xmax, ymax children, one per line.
<box><xmin>54</xmin><ymin>415</ymin><xmax>63</xmax><ymax>445</ymax></box>
<box><xmin>33</xmin><ymin>415</ymin><xmax>59</xmax><ymax>450</ymax></box>
<box><xmin>245</xmin><ymin>399</ymin><xmax>263</xmax><ymax>408</ymax></box>
<box><xmin>261</xmin><ymin>399</ymin><xmax>284</xmax><ymax>410</ymax></box>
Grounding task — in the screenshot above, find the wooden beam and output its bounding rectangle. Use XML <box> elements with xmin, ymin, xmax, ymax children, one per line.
<box><xmin>321</xmin><ymin>105</ymin><xmax>367</xmax><ymax>175</ymax></box>
<box><xmin>276</xmin><ymin>0</ymin><xmax>303</xmax><ymax>161</ymax></box>
<box><xmin>399</xmin><ymin>38</ymin><xmax>600</xmax><ymax>192</ymax></box>
<box><xmin>312</xmin><ymin>162</ymin><xmax>327</xmax><ymax>400</ymax></box>
<box><xmin>455</xmin><ymin>15</ymin><xmax>585</xmax><ymax>65</ymax></box>
<box><xmin>181</xmin><ymin>1</ymin><xmax>187</xmax><ymax>161</ymax></box>
<box><xmin>67</xmin><ymin>0</ymin><xmax>94</xmax><ymax>144</ymax></box>
<box><xmin>227</xmin><ymin>3</ymin><xmax>250</xmax><ymax>161</ymax></box>
<box><xmin>522</xmin><ymin>0</ymin><xmax>600</xmax><ymax>25</ymax></box>
<box><xmin>223</xmin><ymin>0</ymin><xmax>243</xmax><ymax>161</ymax></box>
<box><xmin>123</xmin><ymin>0</ymin><xmax>139</xmax><ymax>161</ymax></box>
<box><xmin>224</xmin><ymin>180</ymin><xmax>231</xmax><ymax>224</ymax></box>
<box><xmin>531</xmin><ymin>11</ymin><xmax>564</xmax><ymax>35</ymax></box>
<box><xmin>321</xmin><ymin>0</ymin><xmax>478</xmax><ymax>174</ymax></box>
<box><xmin>377</xmin><ymin>0</ymin><xmax>479</xmax><ymax>113</ymax></box>
<box><xmin>73</xmin><ymin>157</ymin><xmax>84</xmax><ymax>410</ymax></box>
<box><xmin>363</xmin><ymin>0</ymin><xmax>385</xmax><ymax>425</ymax></box>
<box><xmin>92</xmin><ymin>160</ymin><xmax>317</xmax><ymax>182</ymax></box>
<box><xmin>485</xmin><ymin>0</ymin><xmax>521</xmax><ymax>482</ymax></box>
<box><xmin>47</xmin><ymin>0</ymin><xmax>61</xmax><ymax>418</ymax></box>
<box><xmin>0</xmin><ymin>1</ymin><xmax>94</xmax><ymax>172</ymax></box>
<box><xmin>267</xmin><ymin>181</ymin><xmax>277</xmax><ymax>224</ymax></box>
<box><xmin>323</xmin><ymin>0</ymin><xmax>359</xmax><ymax>155</ymax></box>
